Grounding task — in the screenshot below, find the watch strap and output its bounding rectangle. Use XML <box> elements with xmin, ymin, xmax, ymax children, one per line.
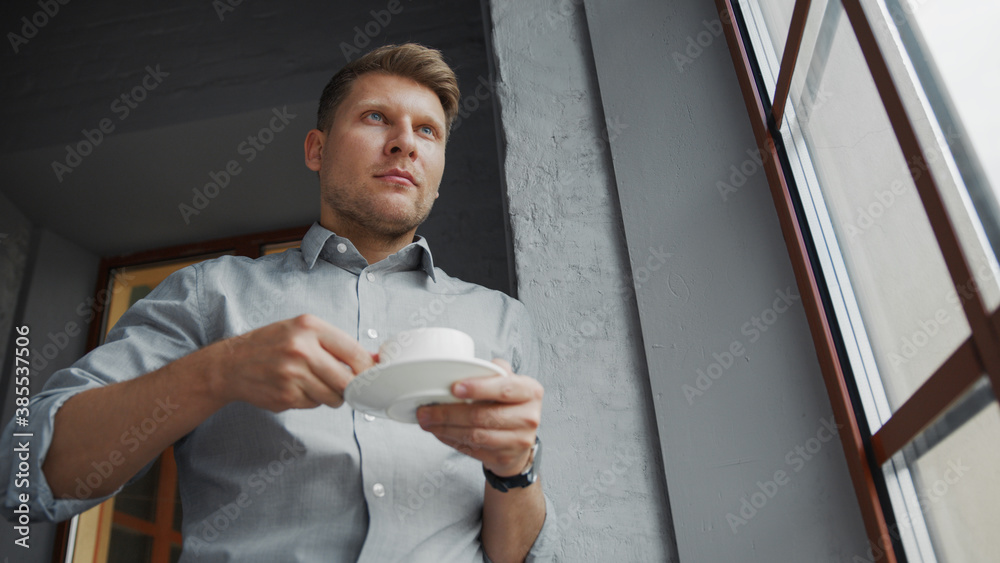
<box><xmin>483</xmin><ymin>437</ymin><xmax>540</xmax><ymax>492</ymax></box>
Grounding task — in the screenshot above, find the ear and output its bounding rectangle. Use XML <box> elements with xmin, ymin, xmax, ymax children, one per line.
<box><xmin>304</xmin><ymin>129</ymin><xmax>326</xmax><ymax>172</ymax></box>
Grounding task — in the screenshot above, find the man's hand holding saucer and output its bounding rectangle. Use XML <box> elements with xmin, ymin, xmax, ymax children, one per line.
<box><xmin>416</xmin><ymin>359</ymin><xmax>543</xmax><ymax>478</ymax></box>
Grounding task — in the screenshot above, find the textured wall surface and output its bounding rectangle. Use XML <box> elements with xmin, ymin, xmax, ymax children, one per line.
<box><xmin>489</xmin><ymin>0</ymin><xmax>677</xmax><ymax>560</ymax></box>
<box><xmin>582</xmin><ymin>0</ymin><xmax>871</xmax><ymax>561</ymax></box>
<box><xmin>491</xmin><ymin>0</ymin><xmax>873</xmax><ymax>560</ymax></box>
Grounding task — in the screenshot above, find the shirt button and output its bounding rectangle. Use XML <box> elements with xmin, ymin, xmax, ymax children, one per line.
<box><xmin>373</xmin><ymin>483</ymin><xmax>385</xmax><ymax>497</ymax></box>
<box><xmin>336</xmin><ymin>243</ymin><xmax>347</xmax><ymax>253</ymax></box>
<box><xmin>367</xmin><ymin>328</ymin><xmax>378</xmax><ymax>339</ymax></box>
<box><xmin>364</xmin><ymin>413</ymin><xmax>376</xmax><ymax>422</ymax></box>
<box><xmin>366</xmin><ymin>272</ymin><xmax>376</xmax><ymax>282</ymax></box>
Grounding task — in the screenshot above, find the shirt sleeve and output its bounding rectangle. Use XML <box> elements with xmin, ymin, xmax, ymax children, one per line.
<box><xmin>523</xmin><ymin>493</ymin><xmax>558</xmax><ymax>562</ymax></box>
<box><xmin>1</xmin><ymin>263</ymin><xmax>207</xmax><ymax>523</ymax></box>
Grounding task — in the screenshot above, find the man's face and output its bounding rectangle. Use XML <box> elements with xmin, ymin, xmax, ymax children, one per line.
<box><xmin>308</xmin><ymin>72</ymin><xmax>447</xmax><ymax>239</ymax></box>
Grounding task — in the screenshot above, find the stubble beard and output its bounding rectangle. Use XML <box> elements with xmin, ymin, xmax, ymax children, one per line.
<box><xmin>322</xmin><ymin>179</ymin><xmax>435</xmax><ymax>241</ymax></box>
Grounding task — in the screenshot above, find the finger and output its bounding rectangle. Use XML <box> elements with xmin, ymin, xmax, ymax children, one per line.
<box><xmin>417</xmin><ymin>401</ymin><xmax>537</xmax><ymax>431</ymax></box>
<box><xmin>451</xmin><ymin>373</ymin><xmax>543</xmax><ymax>405</ymax></box>
<box><xmin>296</xmin><ymin>315</ymin><xmax>375</xmax><ymax>375</ymax></box>
<box><xmin>429</xmin><ymin>427</ymin><xmax>529</xmax><ymax>456</ymax></box>
<box><xmin>290</xmin><ymin>381</ymin><xmax>324</xmax><ymax>409</ymax></box>
<box><xmin>295</xmin><ymin>371</ymin><xmax>346</xmax><ymax>408</ymax></box>
<box><xmin>300</xmin><ymin>341</ymin><xmax>357</xmax><ymax>407</ymax></box>
<box><xmin>256</xmin><ymin>363</ymin><xmax>324</xmax><ymax>411</ymax></box>
<box><xmin>428</xmin><ymin>429</ymin><xmax>536</xmax><ymax>473</ymax></box>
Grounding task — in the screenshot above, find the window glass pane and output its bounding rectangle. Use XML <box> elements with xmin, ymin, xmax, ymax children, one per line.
<box><xmin>907</xmin><ymin>0</ymin><xmax>1000</xmax><ymax>206</ymax></box>
<box><xmin>173</xmin><ymin>478</ymin><xmax>183</xmax><ymax>532</ymax></box>
<box><xmin>746</xmin><ymin>0</ymin><xmax>830</xmax><ymax>100</ymax></box>
<box><xmin>876</xmin><ymin>0</ymin><xmax>1000</xmax><ymax>311</ymax></box>
<box><xmin>108</xmin><ymin>525</ymin><xmax>153</xmax><ymax>563</ymax></box>
<box><xmin>738</xmin><ymin>0</ymin><xmax>797</xmax><ymax>95</ymax></box>
<box><xmin>781</xmin><ymin>0</ymin><xmax>971</xmax><ymax>411</ymax></box>
<box><xmin>899</xmin><ymin>398</ymin><xmax>1000</xmax><ymax>560</ymax></box>
<box><xmin>114</xmin><ymin>458</ymin><xmax>161</xmax><ymax>521</ymax></box>
<box><xmin>751</xmin><ymin>0</ymin><xmax>796</xmax><ymax>57</ymax></box>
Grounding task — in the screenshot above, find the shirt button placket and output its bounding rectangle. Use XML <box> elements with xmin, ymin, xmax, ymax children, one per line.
<box><xmin>361</xmin><ymin>269</ymin><xmax>380</xmax><ymax>342</ymax></box>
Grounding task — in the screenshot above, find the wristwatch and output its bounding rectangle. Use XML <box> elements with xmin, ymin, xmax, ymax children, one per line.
<box><xmin>483</xmin><ymin>437</ymin><xmax>541</xmax><ymax>492</ymax></box>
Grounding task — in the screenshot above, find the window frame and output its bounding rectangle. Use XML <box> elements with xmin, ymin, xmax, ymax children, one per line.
<box><xmin>715</xmin><ymin>0</ymin><xmax>1000</xmax><ymax>561</ymax></box>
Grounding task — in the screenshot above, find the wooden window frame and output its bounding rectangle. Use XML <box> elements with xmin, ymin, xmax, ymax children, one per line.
<box><xmin>51</xmin><ymin>225</ymin><xmax>309</xmax><ymax>563</ymax></box>
<box><xmin>715</xmin><ymin>0</ymin><xmax>999</xmax><ymax>561</ymax></box>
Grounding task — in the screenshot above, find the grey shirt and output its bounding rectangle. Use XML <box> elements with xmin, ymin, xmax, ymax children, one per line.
<box><xmin>1</xmin><ymin>222</ymin><xmax>556</xmax><ymax>562</ymax></box>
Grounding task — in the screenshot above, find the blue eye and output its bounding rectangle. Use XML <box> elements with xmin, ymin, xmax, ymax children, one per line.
<box><xmin>367</xmin><ymin>112</ymin><xmax>383</xmax><ymax>122</ymax></box>
<box><xmin>419</xmin><ymin>126</ymin><xmax>435</xmax><ymax>136</ymax></box>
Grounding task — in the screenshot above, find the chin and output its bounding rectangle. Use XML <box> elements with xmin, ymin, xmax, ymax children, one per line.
<box><xmin>364</xmin><ymin>210</ymin><xmax>421</xmax><ymax>234</ymax></box>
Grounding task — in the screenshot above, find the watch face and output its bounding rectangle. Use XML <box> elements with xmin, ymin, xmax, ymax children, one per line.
<box><xmin>527</xmin><ymin>437</ymin><xmax>541</xmax><ymax>478</ymax></box>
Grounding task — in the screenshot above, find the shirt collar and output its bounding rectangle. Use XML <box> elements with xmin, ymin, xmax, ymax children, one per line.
<box><xmin>300</xmin><ymin>222</ymin><xmax>437</xmax><ymax>281</ymax></box>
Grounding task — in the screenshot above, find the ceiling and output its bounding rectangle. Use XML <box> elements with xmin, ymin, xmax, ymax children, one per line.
<box><xmin>0</xmin><ymin>0</ymin><xmax>506</xmax><ymax>284</ymax></box>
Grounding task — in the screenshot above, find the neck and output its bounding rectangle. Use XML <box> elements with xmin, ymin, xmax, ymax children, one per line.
<box><xmin>319</xmin><ymin>213</ymin><xmax>417</xmax><ymax>265</ymax></box>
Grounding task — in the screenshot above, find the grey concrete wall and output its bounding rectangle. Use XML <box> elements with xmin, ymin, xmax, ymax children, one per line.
<box><xmin>1</xmin><ymin>190</ymin><xmax>33</xmax><ymax>396</ymax></box>
<box><xmin>489</xmin><ymin>1</ymin><xmax>677</xmax><ymax>560</ymax></box>
<box><xmin>1</xmin><ymin>220</ymin><xmax>99</xmax><ymax>561</ymax></box>
<box><xmin>16</xmin><ymin>230</ymin><xmax>100</xmax><ymax>388</ymax></box>
<box><xmin>582</xmin><ymin>0</ymin><xmax>871</xmax><ymax>561</ymax></box>
<box><xmin>0</xmin><ymin>191</ymin><xmax>40</xmax><ymax>560</ymax></box>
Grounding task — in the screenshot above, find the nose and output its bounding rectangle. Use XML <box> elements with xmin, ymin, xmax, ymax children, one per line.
<box><xmin>385</xmin><ymin>122</ymin><xmax>417</xmax><ymax>159</ymax></box>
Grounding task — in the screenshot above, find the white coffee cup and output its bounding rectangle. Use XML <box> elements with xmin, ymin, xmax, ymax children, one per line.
<box><xmin>346</xmin><ymin>326</ymin><xmax>508</xmax><ymax>423</ymax></box>
<box><xmin>377</xmin><ymin>327</ymin><xmax>475</xmax><ymax>364</ymax></box>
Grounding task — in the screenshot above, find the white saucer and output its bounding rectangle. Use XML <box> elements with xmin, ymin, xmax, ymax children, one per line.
<box><xmin>345</xmin><ymin>357</ymin><xmax>506</xmax><ymax>423</ymax></box>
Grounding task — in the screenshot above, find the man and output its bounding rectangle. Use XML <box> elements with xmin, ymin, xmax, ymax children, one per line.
<box><xmin>1</xmin><ymin>43</ymin><xmax>554</xmax><ymax>562</ymax></box>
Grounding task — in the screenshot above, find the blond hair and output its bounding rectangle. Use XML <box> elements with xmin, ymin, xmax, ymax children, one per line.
<box><xmin>317</xmin><ymin>43</ymin><xmax>460</xmax><ymax>136</ymax></box>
